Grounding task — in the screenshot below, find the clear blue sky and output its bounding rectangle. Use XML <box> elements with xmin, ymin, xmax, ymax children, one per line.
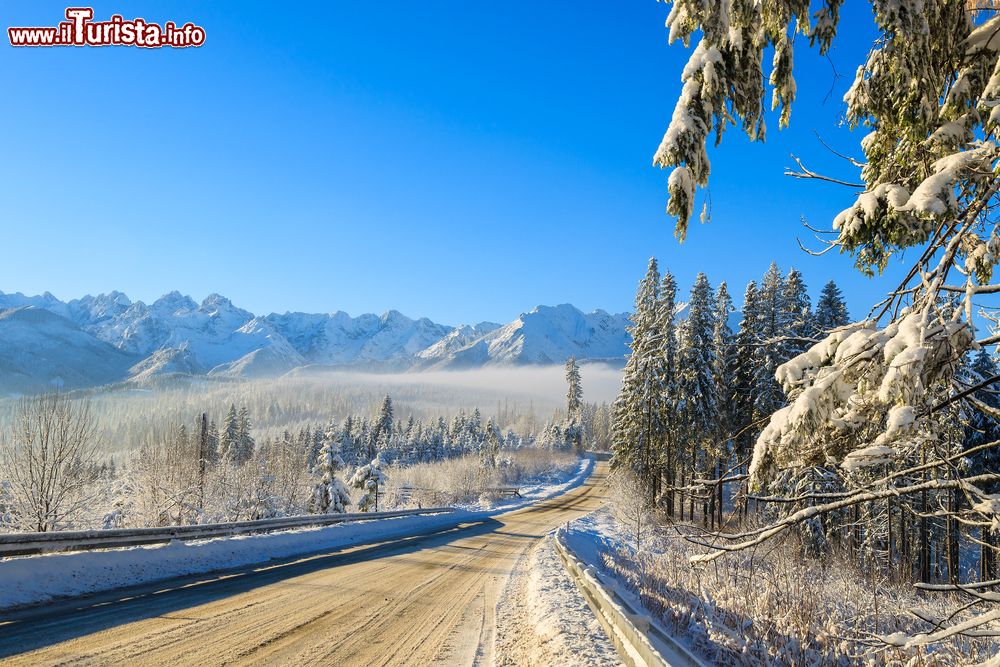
<box><xmin>0</xmin><ymin>1</ymin><xmax>895</xmax><ymax>325</ymax></box>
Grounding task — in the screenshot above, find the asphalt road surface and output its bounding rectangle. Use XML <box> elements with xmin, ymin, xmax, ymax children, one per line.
<box><xmin>0</xmin><ymin>459</ymin><xmax>608</xmax><ymax>666</ymax></box>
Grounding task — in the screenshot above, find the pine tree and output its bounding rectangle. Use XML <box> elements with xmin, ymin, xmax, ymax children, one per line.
<box><xmin>732</xmin><ymin>281</ymin><xmax>760</xmax><ymax>466</ymax></box>
<box><xmin>469</xmin><ymin>408</ymin><xmax>482</xmax><ymax>440</ymax></box>
<box><xmin>310</xmin><ymin>432</ymin><xmax>351</xmax><ymax>514</ymax></box>
<box><xmin>565</xmin><ymin>357</ymin><xmax>583</xmax><ymax>417</ymax></box>
<box><xmin>234</xmin><ymin>406</ymin><xmax>255</xmax><ymax>465</ymax></box>
<box><xmin>341</xmin><ymin>415</ymin><xmax>358</xmax><ymax>465</ymax></box>
<box><xmin>967</xmin><ymin>348</ymin><xmax>1000</xmax><ymax>581</ymax></box>
<box><xmin>612</xmin><ymin>258</ymin><xmax>663</xmax><ymax>500</ymax></box>
<box><xmin>564</xmin><ymin>357</ymin><xmax>584</xmax><ymax>451</ymax></box>
<box><xmin>372</xmin><ymin>395</ymin><xmax>393</xmax><ymax>459</ymax></box>
<box><xmin>482</xmin><ymin>418</ymin><xmax>501</xmax><ymax>470</ymax></box>
<box><xmin>655</xmin><ymin>269</ymin><xmax>680</xmax><ymax>511</ymax></box>
<box><xmin>649</xmin><ymin>1</ymin><xmax>1000</xmax><ymax>638</ymax></box>
<box><xmin>349</xmin><ymin>455</ymin><xmax>388</xmax><ymax>512</ymax></box>
<box><xmin>221</xmin><ymin>404</ymin><xmax>240</xmax><ymax>463</ymax></box>
<box><xmin>711</xmin><ymin>282</ymin><xmax>736</xmax><ymax>431</ymax></box>
<box><xmin>814</xmin><ymin>280</ymin><xmax>850</xmax><ymax>334</ymax></box>
<box><xmin>780</xmin><ymin>268</ymin><xmax>813</xmax><ymax>361</ymax></box>
<box><xmin>207</xmin><ymin>420</ymin><xmax>220</xmax><ymax>465</ymax></box>
<box><xmin>676</xmin><ymin>272</ymin><xmax>718</xmax><ymax>522</ymax></box>
<box><xmin>752</xmin><ymin>263</ymin><xmax>785</xmax><ymax>422</ymax></box>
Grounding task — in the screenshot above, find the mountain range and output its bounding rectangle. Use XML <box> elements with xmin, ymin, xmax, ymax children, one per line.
<box><xmin>0</xmin><ymin>290</ymin><xmax>631</xmax><ymax>393</ymax></box>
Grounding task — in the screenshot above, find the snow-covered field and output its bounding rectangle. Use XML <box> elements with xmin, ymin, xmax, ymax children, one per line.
<box><xmin>561</xmin><ymin>507</ymin><xmax>999</xmax><ymax>666</ymax></box>
<box><xmin>0</xmin><ymin>455</ymin><xmax>595</xmax><ymax>612</ymax></box>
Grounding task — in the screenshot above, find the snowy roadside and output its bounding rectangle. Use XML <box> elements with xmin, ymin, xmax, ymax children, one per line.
<box><xmin>558</xmin><ymin>507</ymin><xmax>998</xmax><ymax>665</ymax></box>
<box><xmin>495</xmin><ymin>534</ymin><xmax>619</xmax><ymax>667</ymax></box>
<box><xmin>559</xmin><ymin>508</ymin><xmax>704</xmax><ymax>663</ymax></box>
<box><xmin>0</xmin><ymin>455</ymin><xmax>595</xmax><ymax>612</ymax></box>
<box><xmin>460</xmin><ymin>454</ymin><xmax>594</xmax><ymax>514</ymax></box>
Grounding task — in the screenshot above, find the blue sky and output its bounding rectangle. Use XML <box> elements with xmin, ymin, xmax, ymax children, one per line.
<box><xmin>0</xmin><ymin>1</ymin><xmax>894</xmax><ymax>325</ymax></box>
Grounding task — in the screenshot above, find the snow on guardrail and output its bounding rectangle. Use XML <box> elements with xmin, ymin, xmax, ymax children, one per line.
<box><xmin>554</xmin><ymin>528</ymin><xmax>706</xmax><ymax>667</ymax></box>
<box><xmin>0</xmin><ymin>507</ymin><xmax>455</xmax><ymax>558</ymax></box>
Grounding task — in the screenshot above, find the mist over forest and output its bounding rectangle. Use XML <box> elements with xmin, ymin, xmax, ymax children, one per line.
<box><xmin>0</xmin><ymin>364</ymin><xmax>622</xmax><ymax>458</ymax></box>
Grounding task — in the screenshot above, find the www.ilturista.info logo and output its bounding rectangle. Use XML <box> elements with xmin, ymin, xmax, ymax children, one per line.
<box><xmin>8</xmin><ymin>8</ymin><xmax>205</xmax><ymax>48</ymax></box>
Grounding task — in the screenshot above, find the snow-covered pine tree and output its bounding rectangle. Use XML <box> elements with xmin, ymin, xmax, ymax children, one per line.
<box><xmin>469</xmin><ymin>408</ymin><xmax>483</xmax><ymax>448</ymax></box>
<box><xmin>310</xmin><ymin>432</ymin><xmax>351</xmax><ymax>514</ymax></box>
<box><xmin>435</xmin><ymin>416</ymin><xmax>448</xmax><ymax>460</ymax></box>
<box><xmin>372</xmin><ymin>395</ymin><xmax>393</xmax><ymax>459</ymax></box>
<box><xmin>612</xmin><ymin>258</ymin><xmax>664</xmax><ymax>500</ymax></box>
<box><xmin>564</xmin><ymin>356</ymin><xmax>585</xmax><ymax>451</ymax></box>
<box><xmin>340</xmin><ymin>415</ymin><xmax>358</xmax><ymax>465</ymax></box>
<box><xmin>234</xmin><ymin>406</ymin><xmax>255</xmax><ymax>465</ymax></box>
<box><xmin>732</xmin><ymin>281</ymin><xmax>760</xmax><ymax>468</ymax></box>
<box><xmin>709</xmin><ymin>281</ymin><xmax>735</xmax><ymax>527</ymax></box>
<box><xmin>655</xmin><ymin>269</ymin><xmax>680</xmax><ymax>512</ymax></box>
<box><xmin>220</xmin><ymin>404</ymin><xmax>240</xmax><ymax>463</ymax></box>
<box><xmin>751</xmin><ymin>263</ymin><xmax>785</xmax><ymax>423</ymax></box>
<box><xmin>813</xmin><ymin>280</ymin><xmax>850</xmax><ymax>335</ymax></box>
<box><xmin>565</xmin><ymin>356</ymin><xmax>583</xmax><ymax>418</ymax></box>
<box><xmin>482</xmin><ymin>417</ymin><xmax>501</xmax><ymax>471</ymax></box>
<box><xmin>350</xmin><ymin>455</ymin><xmax>388</xmax><ymax>512</ymax></box>
<box><xmin>676</xmin><ymin>272</ymin><xmax>718</xmax><ymax>522</ymax></box>
<box><xmin>780</xmin><ymin>268</ymin><xmax>813</xmax><ymax>361</ymax></box>
<box><xmin>207</xmin><ymin>420</ymin><xmax>220</xmax><ymax>465</ymax></box>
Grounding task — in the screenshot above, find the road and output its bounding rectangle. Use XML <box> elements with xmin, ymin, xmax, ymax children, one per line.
<box><xmin>0</xmin><ymin>459</ymin><xmax>609</xmax><ymax>666</ymax></box>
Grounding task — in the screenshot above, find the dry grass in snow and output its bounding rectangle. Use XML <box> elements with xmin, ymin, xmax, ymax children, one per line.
<box><xmin>571</xmin><ymin>509</ymin><xmax>999</xmax><ymax>666</ymax></box>
<box><xmin>384</xmin><ymin>449</ymin><xmax>580</xmax><ymax>507</ymax></box>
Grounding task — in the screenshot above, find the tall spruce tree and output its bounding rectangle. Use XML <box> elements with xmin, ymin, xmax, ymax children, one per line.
<box><xmin>612</xmin><ymin>258</ymin><xmax>663</xmax><ymax>500</ymax></box>
<box><xmin>372</xmin><ymin>395</ymin><xmax>393</xmax><ymax>459</ymax></box>
<box><xmin>780</xmin><ymin>268</ymin><xmax>813</xmax><ymax>361</ymax></box>
<box><xmin>565</xmin><ymin>357</ymin><xmax>583</xmax><ymax>418</ymax></box>
<box><xmin>709</xmin><ymin>281</ymin><xmax>736</xmax><ymax>527</ymax></box>
<box><xmin>676</xmin><ymin>272</ymin><xmax>718</xmax><ymax>520</ymax></box>
<box><xmin>564</xmin><ymin>357</ymin><xmax>585</xmax><ymax>451</ymax></box>
<box><xmin>235</xmin><ymin>406</ymin><xmax>255</xmax><ymax>465</ymax></box>
<box><xmin>655</xmin><ymin>269</ymin><xmax>680</xmax><ymax>511</ymax></box>
<box><xmin>751</xmin><ymin>263</ymin><xmax>786</xmax><ymax>422</ymax></box>
<box><xmin>221</xmin><ymin>404</ymin><xmax>240</xmax><ymax>463</ymax></box>
<box><xmin>733</xmin><ymin>281</ymin><xmax>760</xmax><ymax>466</ymax></box>
<box><xmin>814</xmin><ymin>280</ymin><xmax>850</xmax><ymax>334</ymax></box>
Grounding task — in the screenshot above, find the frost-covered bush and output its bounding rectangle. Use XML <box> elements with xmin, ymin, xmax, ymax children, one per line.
<box><xmin>598</xmin><ymin>511</ymin><xmax>997</xmax><ymax>665</ymax></box>
<box><xmin>385</xmin><ymin>448</ymin><xmax>579</xmax><ymax>507</ymax></box>
<box><xmin>349</xmin><ymin>455</ymin><xmax>388</xmax><ymax>512</ymax></box>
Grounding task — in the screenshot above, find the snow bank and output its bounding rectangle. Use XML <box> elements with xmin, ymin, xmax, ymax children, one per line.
<box><xmin>0</xmin><ymin>455</ymin><xmax>595</xmax><ymax>611</ymax></box>
<box><xmin>496</xmin><ymin>533</ymin><xmax>618</xmax><ymax>666</ymax></box>
<box><xmin>0</xmin><ymin>511</ymin><xmax>464</xmax><ymax>611</ymax></box>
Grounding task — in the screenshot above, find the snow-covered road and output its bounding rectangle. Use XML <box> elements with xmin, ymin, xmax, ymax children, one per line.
<box><xmin>0</xmin><ymin>458</ymin><xmax>610</xmax><ymax>666</ymax></box>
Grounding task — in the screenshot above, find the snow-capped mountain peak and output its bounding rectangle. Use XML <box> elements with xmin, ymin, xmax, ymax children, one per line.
<box><xmin>0</xmin><ymin>290</ymin><xmax>632</xmax><ymax>391</ymax></box>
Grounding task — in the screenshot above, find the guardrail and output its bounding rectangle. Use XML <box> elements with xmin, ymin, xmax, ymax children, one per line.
<box><xmin>554</xmin><ymin>528</ymin><xmax>705</xmax><ymax>667</ymax></box>
<box><xmin>482</xmin><ymin>486</ymin><xmax>522</xmax><ymax>498</ymax></box>
<box><xmin>0</xmin><ymin>507</ymin><xmax>456</xmax><ymax>558</ymax></box>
